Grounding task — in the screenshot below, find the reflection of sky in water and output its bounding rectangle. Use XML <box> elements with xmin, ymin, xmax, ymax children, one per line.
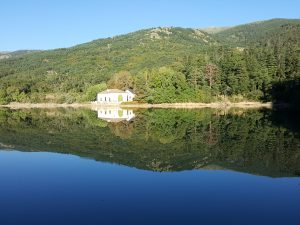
<box><xmin>0</xmin><ymin>108</ymin><xmax>300</xmax><ymax>224</ymax></box>
<box><xmin>0</xmin><ymin>150</ymin><xmax>299</xmax><ymax>225</ymax></box>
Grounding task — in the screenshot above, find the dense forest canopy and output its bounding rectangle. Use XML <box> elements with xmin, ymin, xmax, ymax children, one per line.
<box><xmin>0</xmin><ymin>18</ymin><xmax>299</xmax><ymax>104</ymax></box>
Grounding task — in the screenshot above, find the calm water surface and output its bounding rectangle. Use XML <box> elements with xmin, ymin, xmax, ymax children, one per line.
<box><xmin>0</xmin><ymin>108</ymin><xmax>299</xmax><ymax>225</ymax></box>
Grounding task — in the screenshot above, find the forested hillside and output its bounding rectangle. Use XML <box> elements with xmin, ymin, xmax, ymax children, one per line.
<box><xmin>0</xmin><ymin>19</ymin><xmax>299</xmax><ymax>104</ymax></box>
<box><xmin>0</xmin><ymin>50</ymin><xmax>40</xmax><ymax>60</ymax></box>
<box><xmin>214</xmin><ymin>18</ymin><xmax>300</xmax><ymax>47</ymax></box>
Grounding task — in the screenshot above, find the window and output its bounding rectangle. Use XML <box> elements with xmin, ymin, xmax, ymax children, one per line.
<box><xmin>118</xmin><ymin>95</ymin><xmax>123</xmax><ymax>102</ymax></box>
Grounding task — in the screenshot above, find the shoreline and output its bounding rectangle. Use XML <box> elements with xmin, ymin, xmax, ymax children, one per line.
<box><xmin>0</xmin><ymin>102</ymin><xmax>273</xmax><ymax>109</ymax></box>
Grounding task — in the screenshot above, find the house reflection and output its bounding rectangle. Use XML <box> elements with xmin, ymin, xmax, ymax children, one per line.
<box><xmin>95</xmin><ymin>108</ymin><xmax>135</xmax><ymax>122</ymax></box>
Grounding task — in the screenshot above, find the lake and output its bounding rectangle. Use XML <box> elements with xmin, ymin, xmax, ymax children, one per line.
<box><xmin>0</xmin><ymin>107</ymin><xmax>299</xmax><ymax>225</ymax></box>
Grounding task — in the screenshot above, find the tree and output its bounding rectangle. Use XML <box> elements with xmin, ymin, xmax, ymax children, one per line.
<box><xmin>181</xmin><ymin>55</ymin><xmax>206</xmax><ymax>90</ymax></box>
<box><xmin>266</xmin><ymin>52</ymin><xmax>277</xmax><ymax>79</ymax></box>
<box><xmin>107</xmin><ymin>71</ymin><xmax>134</xmax><ymax>90</ymax></box>
<box><xmin>133</xmin><ymin>70</ymin><xmax>150</xmax><ymax>101</ymax></box>
<box><xmin>85</xmin><ymin>82</ymin><xmax>107</xmax><ymax>101</ymax></box>
<box><xmin>0</xmin><ymin>89</ymin><xmax>7</xmax><ymax>104</ymax></box>
<box><xmin>220</xmin><ymin>50</ymin><xmax>249</xmax><ymax>95</ymax></box>
<box><xmin>146</xmin><ymin>67</ymin><xmax>189</xmax><ymax>103</ymax></box>
<box><xmin>204</xmin><ymin>63</ymin><xmax>218</xmax><ymax>89</ymax></box>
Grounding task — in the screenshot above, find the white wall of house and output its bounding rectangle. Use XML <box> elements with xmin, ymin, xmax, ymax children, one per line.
<box><xmin>96</xmin><ymin>90</ymin><xmax>135</xmax><ymax>104</ymax></box>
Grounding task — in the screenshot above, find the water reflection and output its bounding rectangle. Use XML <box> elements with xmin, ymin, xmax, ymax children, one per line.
<box><xmin>0</xmin><ymin>107</ymin><xmax>299</xmax><ymax>177</ymax></box>
<box><xmin>95</xmin><ymin>107</ymin><xmax>135</xmax><ymax>122</ymax></box>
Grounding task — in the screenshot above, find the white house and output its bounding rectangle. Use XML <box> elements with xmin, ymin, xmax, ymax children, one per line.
<box><xmin>97</xmin><ymin>108</ymin><xmax>135</xmax><ymax>122</ymax></box>
<box><xmin>96</xmin><ymin>89</ymin><xmax>135</xmax><ymax>104</ymax></box>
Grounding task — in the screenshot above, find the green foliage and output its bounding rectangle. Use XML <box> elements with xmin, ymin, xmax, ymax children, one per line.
<box><xmin>131</xmin><ymin>67</ymin><xmax>215</xmax><ymax>103</ymax></box>
<box><xmin>214</xmin><ymin>18</ymin><xmax>300</xmax><ymax>47</ymax></box>
<box><xmin>85</xmin><ymin>82</ymin><xmax>107</xmax><ymax>101</ymax></box>
<box><xmin>219</xmin><ymin>50</ymin><xmax>249</xmax><ymax>95</ymax></box>
<box><xmin>271</xmin><ymin>77</ymin><xmax>300</xmax><ymax>110</ymax></box>
<box><xmin>0</xmin><ymin>19</ymin><xmax>299</xmax><ymax>103</ymax></box>
<box><xmin>145</xmin><ymin>67</ymin><xmax>189</xmax><ymax>103</ymax></box>
<box><xmin>0</xmin><ymin>89</ymin><xmax>8</xmax><ymax>104</ymax></box>
<box><xmin>107</xmin><ymin>71</ymin><xmax>133</xmax><ymax>90</ymax></box>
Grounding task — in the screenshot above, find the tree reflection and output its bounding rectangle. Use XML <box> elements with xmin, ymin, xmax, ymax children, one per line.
<box><xmin>0</xmin><ymin>107</ymin><xmax>299</xmax><ymax>177</ymax></box>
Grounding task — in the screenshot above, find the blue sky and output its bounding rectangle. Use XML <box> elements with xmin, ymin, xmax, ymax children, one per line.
<box><xmin>1</xmin><ymin>0</ymin><xmax>299</xmax><ymax>51</ymax></box>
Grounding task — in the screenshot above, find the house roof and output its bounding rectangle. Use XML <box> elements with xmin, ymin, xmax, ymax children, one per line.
<box><xmin>99</xmin><ymin>89</ymin><xmax>125</xmax><ymax>94</ymax></box>
<box><xmin>98</xmin><ymin>89</ymin><xmax>135</xmax><ymax>95</ymax></box>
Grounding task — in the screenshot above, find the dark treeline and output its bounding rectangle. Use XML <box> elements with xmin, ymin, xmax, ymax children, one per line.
<box><xmin>0</xmin><ymin>19</ymin><xmax>299</xmax><ymax>104</ymax></box>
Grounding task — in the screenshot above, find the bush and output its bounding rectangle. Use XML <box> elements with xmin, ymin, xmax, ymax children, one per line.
<box><xmin>85</xmin><ymin>82</ymin><xmax>107</xmax><ymax>101</ymax></box>
<box><xmin>0</xmin><ymin>90</ymin><xmax>8</xmax><ymax>104</ymax></box>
